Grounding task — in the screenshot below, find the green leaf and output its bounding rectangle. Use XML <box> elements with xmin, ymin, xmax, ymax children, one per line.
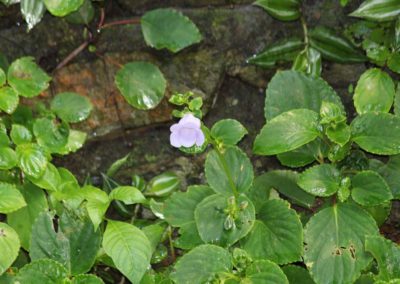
<box><xmin>21</xmin><ymin>0</ymin><xmax>46</xmax><ymax>31</ymax></box>
<box><xmin>115</xmin><ymin>62</ymin><xmax>166</xmax><ymax>110</ymax></box>
<box><xmin>244</xmin><ymin>260</ymin><xmax>289</xmax><ymax>284</ymax></box>
<box><xmin>103</xmin><ymin>221</ymin><xmax>152</xmax><ymax>284</ymax></box>
<box><xmin>365</xmin><ymin>235</ymin><xmax>400</xmax><ymax>281</ymax></box>
<box><xmin>33</xmin><ymin>118</ymin><xmax>69</xmax><ymax>153</ymax></box>
<box><xmin>298</xmin><ymin>164</ymin><xmax>341</xmax><ymax>197</ymax></box>
<box><xmin>0</xmin><ymin>222</ymin><xmax>20</xmax><ymax>275</ymax></box>
<box><xmin>0</xmin><ymin>182</ymin><xmax>26</xmax><ymax>213</ymax></box>
<box><xmin>354</xmin><ymin>68</ymin><xmax>395</xmax><ymax>114</ymax></box>
<box><xmin>65</xmin><ymin>0</ymin><xmax>94</xmax><ymax>25</ymax></box>
<box><xmin>205</xmin><ymin>147</ymin><xmax>254</xmax><ymax>196</ymax></box>
<box><xmin>28</xmin><ymin>163</ymin><xmax>61</xmax><ymax>192</ymax></box>
<box><xmin>351</xmin><ymin>171</ymin><xmax>392</xmax><ymax>206</ymax></box>
<box><xmin>175</xmin><ymin>222</ymin><xmax>204</xmax><ymax>250</ymax></box>
<box><xmin>59</xmin><ymin>209</ymin><xmax>102</xmax><ymax>275</ymax></box>
<box><xmin>326</xmin><ymin>122</ymin><xmax>351</xmax><ymax>146</ymax></box>
<box><xmin>211</xmin><ymin>119</ymin><xmax>247</xmax><ymax>146</ymax></box>
<box><xmin>15</xmin><ymin>259</ymin><xmax>68</xmax><ymax>283</ymax></box>
<box><xmin>83</xmin><ymin>185</ymin><xmax>110</xmax><ymax>230</ymax></box>
<box><xmin>194</xmin><ymin>194</ymin><xmax>255</xmax><ymax>247</ymax></box>
<box><xmin>304</xmin><ymin>203</ymin><xmax>379</xmax><ymax>284</ymax></box>
<box><xmin>254</xmin><ymin>0</ymin><xmax>301</xmax><ymax>21</ymax></box>
<box><xmin>170</xmin><ymin>244</ymin><xmax>232</xmax><ymax>284</ymax></box>
<box><xmin>141</xmin><ymin>8</ymin><xmax>202</xmax><ymax>53</ymax></box>
<box><xmin>254</xmin><ymin>109</ymin><xmax>320</xmax><ymax>155</ymax></box>
<box><xmin>7</xmin><ymin>183</ymin><xmax>48</xmax><ymax>250</ymax></box>
<box><xmin>109</xmin><ymin>186</ymin><xmax>146</xmax><ymax>205</ymax></box>
<box><xmin>0</xmin><ymin>147</ymin><xmax>17</xmax><ymax>170</ymax></box>
<box><xmin>320</xmin><ymin>101</ymin><xmax>346</xmax><ymax>125</ymax></box>
<box><xmin>30</xmin><ymin>210</ymin><xmax>101</xmax><ymax>275</ymax></box>
<box><xmin>264</xmin><ymin>70</ymin><xmax>344</xmax><ymax>120</ymax></box>
<box><xmin>248</xmin><ymin>37</ymin><xmax>304</xmax><ymax>68</ymax></box>
<box><xmin>350</xmin><ymin>0</ymin><xmax>400</xmax><ymax>21</ymax></box>
<box><xmin>144</xmin><ymin>172</ymin><xmax>180</xmax><ymax>197</ymax></box>
<box><xmin>309</xmin><ymin>26</ymin><xmax>366</xmax><ymax>63</ymax></box>
<box><xmin>10</xmin><ymin>124</ymin><xmax>32</xmax><ymax>145</ymax></box>
<box><xmin>248</xmin><ymin>170</ymin><xmax>315</xmax><ymax>210</ymax></box>
<box><xmin>164</xmin><ymin>185</ymin><xmax>214</xmax><ymax>227</ymax></box>
<box><xmin>277</xmin><ymin>139</ymin><xmax>325</xmax><ymax>168</ymax></box>
<box><xmin>377</xmin><ymin>155</ymin><xmax>400</xmax><ymax>198</ymax></box>
<box><xmin>7</xmin><ymin>57</ymin><xmax>51</xmax><ymax>98</ymax></box>
<box><xmin>241</xmin><ymin>200</ymin><xmax>303</xmax><ymax>265</ymax></box>
<box><xmin>0</xmin><ymin>68</ymin><xmax>5</xmax><ymax>86</ymax></box>
<box><xmin>58</xmin><ymin>129</ymin><xmax>87</xmax><ymax>154</ymax></box>
<box><xmin>362</xmin><ymin>201</ymin><xmax>391</xmax><ymax>226</ymax></box>
<box><xmin>293</xmin><ymin>47</ymin><xmax>322</xmax><ymax>77</ymax></box>
<box><xmin>351</xmin><ymin>112</ymin><xmax>400</xmax><ymax>155</ymax></box>
<box><xmin>72</xmin><ymin>274</ymin><xmax>104</xmax><ymax>284</ymax></box>
<box><xmin>282</xmin><ymin>265</ymin><xmax>315</xmax><ymax>284</ymax></box>
<box><xmin>0</xmin><ymin>86</ymin><xmax>19</xmax><ymax>114</ymax></box>
<box><xmin>43</xmin><ymin>0</ymin><xmax>84</xmax><ymax>16</ymax></box>
<box><xmin>51</xmin><ymin>92</ymin><xmax>92</xmax><ymax>123</ymax></box>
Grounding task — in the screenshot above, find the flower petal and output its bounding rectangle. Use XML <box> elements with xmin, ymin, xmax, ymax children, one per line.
<box><xmin>170</xmin><ymin>132</ymin><xmax>181</xmax><ymax>148</ymax></box>
<box><xmin>170</xmin><ymin>123</ymin><xmax>180</xmax><ymax>132</ymax></box>
<box><xmin>179</xmin><ymin>113</ymin><xmax>201</xmax><ymax>128</ymax></box>
<box><xmin>179</xmin><ymin>127</ymin><xmax>197</xmax><ymax>147</ymax></box>
<box><xmin>195</xmin><ymin>129</ymin><xmax>205</xmax><ymax>146</ymax></box>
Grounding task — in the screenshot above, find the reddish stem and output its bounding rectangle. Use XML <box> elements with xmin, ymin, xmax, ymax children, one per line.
<box><xmin>99</xmin><ymin>17</ymin><xmax>141</xmax><ymax>30</ymax></box>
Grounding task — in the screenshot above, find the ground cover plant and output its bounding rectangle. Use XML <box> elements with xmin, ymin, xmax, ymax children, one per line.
<box><xmin>0</xmin><ymin>0</ymin><xmax>400</xmax><ymax>283</ymax></box>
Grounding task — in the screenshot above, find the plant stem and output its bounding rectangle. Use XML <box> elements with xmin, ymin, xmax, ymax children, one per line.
<box><xmin>99</xmin><ymin>18</ymin><xmax>141</xmax><ymax>30</ymax></box>
<box><xmin>167</xmin><ymin>226</ymin><xmax>176</xmax><ymax>261</ymax></box>
<box><xmin>300</xmin><ymin>16</ymin><xmax>309</xmax><ymax>47</ymax></box>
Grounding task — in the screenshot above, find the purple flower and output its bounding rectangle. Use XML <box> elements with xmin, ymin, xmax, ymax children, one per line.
<box><xmin>170</xmin><ymin>114</ymin><xmax>205</xmax><ymax>148</ymax></box>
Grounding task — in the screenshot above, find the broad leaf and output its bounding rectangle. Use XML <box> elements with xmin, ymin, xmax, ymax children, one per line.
<box><xmin>277</xmin><ymin>139</ymin><xmax>325</xmax><ymax>168</ymax></box>
<box><xmin>0</xmin><ymin>68</ymin><xmax>5</xmax><ymax>86</ymax></box>
<box><xmin>83</xmin><ymin>185</ymin><xmax>110</xmax><ymax>230</ymax></box>
<box><xmin>58</xmin><ymin>129</ymin><xmax>87</xmax><ymax>154</ymax></box>
<box><xmin>326</xmin><ymin>122</ymin><xmax>351</xmax><ymax>146</ymax></box>
<box><xmin>0</xmin><ymin>147</ymin><xmax>17</xmax><ymax>170</ymax></box>
<box><xmin>351</xmin><ymin>112</ymin><xmax>400</xmax><ymax>155</ymax></box>
<box><xmin>72</xmin><ymin>274</ymin><xmax>105</xmax><ymax>284</ymax></box>
<box><xmin>350</xmin><ymin>0</ymin><xmax>400</xmax><ymax>21</ymax></box>
<box><xmin>144</xmin><ymin>172</ymin><xmax>180</xmax><ymax>197</ymax></box>
<box><xmin>0</xmin><ymin>222</ymin><xmax>20</xmax><ymax>275</ymax></box>
<box><xmin>141</xmin><ymin>8</ymin><xmax>202</xmax><ymax>53</ymax></box>
<box><xmin>282</xmin><ymin>265</ymin><xmax>315</xmax><ymax>284</ymax></box>
<box><xmin>10</xmin><ymin>124</ymin><xmax>32</xmax><ymax>145</ymax></box>
<box><xmin>365</xmin><ymin>235</ymin><xmax>400</xmax><ymax>281</ymax></box>
<box><xmin>51</xmin><ymin>92</ymin><xmax>92</xmax><ymax>123</ymax></box>
<box><xmin>248</xmin><ymin>170</ymin><xmax>315</xmax><ymax>209</ymax></box>
<box><xmin>298</xmin><ymin>164</ymin><xmax>341</xmax><ymax>197</ymax></box>
<box><xmin>245</xmin><ymin>260</ymin><xmax>289</xmax><ymax>284</ymax></box>
<box><xmin>0</xmin><ymin>87</ymin><xmax>19</xmax><ymax>114</ymax></box>
<box><xmin>205</xmin><ymin>146</ymin><xmax>253</xmax><ymax>196</ymax></box>
<box><xmin>21</xmin><ymin>0</ymin><xmax>46</xmax><ymax>31</ymax></box>
<box><xmin>115</xmin><ymin>62</ymin><xmax>166</xmax><ymax>110</ymax></box>
<box><xmin>264</xmin><ymin>70</ymin><xmax>344</xmax><ymax>120</ymax></box>
<box><xmin>7</xmin><ymin>57</ymin><xmax>50</xmax><ymax>97</ymax></box>
<box><xmin>378</xmin><ymin>155</ymin><xmax>400</xmax><ymax>198</ymax></box>
<box><xmin>254</xmin><ymin>0</ymin><xmax>301</xmax><ymax>21</ymax></box>
<box><xmin>164</xmin><ymin>185</ymin><xmax>214</xmax><ymax>227</ymax></box>
<box><xmin>28</xmin><ymin>163</ymin><xmax>61</xmax><ymax>192</ymax></box>
<box><xmin>170</xmin><ymin>245</ymin><xmax>232</xmax><ymax>284</ymax></box>
<box><xmin>352</xmin><ymin>171</ymin><xmax>392</xmax><ymax>206</ymax></box>
<box><xmin>241</xmin><ymin>200</ymin><xmax>303</xmax><ymax>264</ymax></box>
<box><xmin>304</xmin><ymin>203</ymin><xmax>379</xmax><ymax>284</ymax></box>
<box><xmin>109</xmin><ymin>186</ymin><xmax>146</xmax><ymax>204</ymax></box>
<box><xmin>211</xmin><ymin>119</ymin><xmax>248</xmax><ymax>146</ymax></box>
<box><xmin>15</xmin><ymin>259</ymin><xmax>68</xmax><ymax>283</ymax></box>
<box><xmin>254</xmin><ymin>109</ymin><xmax>320</xmax><ymax>155</ymax></box>
<box><xmin>175</xmin><ymin>222</ymin><xmax>204</xmax><ymax>250</ymax></box>
<box><xmin>194</xmin><ymin>194</ymin><xmax>255</xmax><ymax>247</ymax></box>
<box><xmin>7</xmin><ymin>183</ymin><xmax>48</xmax><ymax>250</ymax></box>
<box><xmin>33</xmin><ymin>118</ymin><xmax>69</xmax><ymax>153</ymax></box>
<box><xmin>309</xmin><ymin>26</ymin><xmax>366</xmax><ymax>63</ymax></box>
<box><xmin>65</xmin><ymin>0</ymin><xmax>94</xmax><ymax>25</ymax></box>
<box><xmin>43</xmin><ymin>0</ymin><xmax>84</xmax><ymax>16</ymax></box>
<box><xmin>354</xmin><ymin>68</ymin><xmax>395</xmax><ymax>114</ymax></box>
<box><xmin>103</xmin><ymin>221</ymin><xmax>152</xmax><ymax>284</ymax></box>
<box><xmin>0</xmin><ymin>182</ymin><xmax>26</xmax><ymax>213</ymax></box>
